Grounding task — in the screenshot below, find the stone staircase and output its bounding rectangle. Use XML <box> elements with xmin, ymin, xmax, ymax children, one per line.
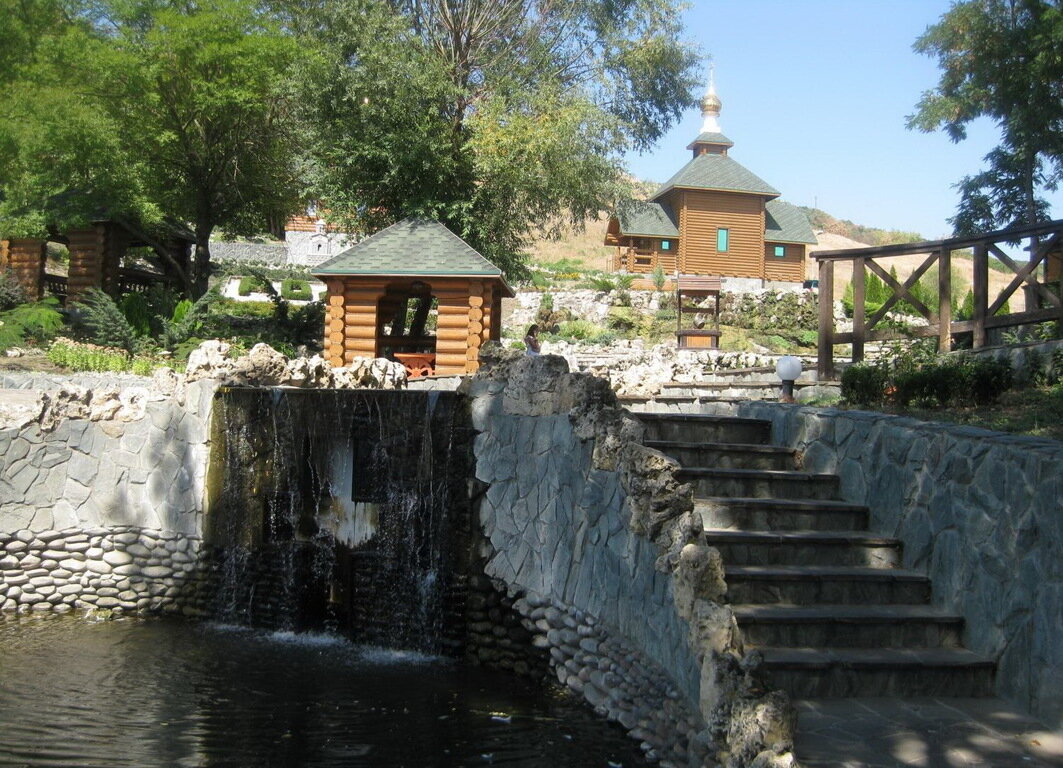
<box><xmin>637</xmin><ymin>412</ymin><xmax>996</xmax><ymax>698</ymax></box>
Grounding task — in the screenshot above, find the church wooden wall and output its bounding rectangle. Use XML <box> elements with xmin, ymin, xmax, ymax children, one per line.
<box><xmin>677</xmin><ymin>190</ymin><xmax>764</xmax><ymax>277</ymax></box>
<box><xmin>763</xmin><ymin>242</ymin><xmax>806</xmax><ymax>283</ymax></box>
<box><xmin>0</xmin><ymin>238</ymin><xmax>45</xmax><ymax>299</ymax></box>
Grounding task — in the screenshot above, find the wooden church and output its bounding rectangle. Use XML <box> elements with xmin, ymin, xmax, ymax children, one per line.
<box><xmin>606</xmin><ymin>69</ymin><xmax>816</xmax><ymax>284</ymax></box>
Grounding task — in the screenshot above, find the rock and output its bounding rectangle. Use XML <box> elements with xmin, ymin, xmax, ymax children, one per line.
<box><xmin>285</xmin><ymin>354</ymin><xmax>333</xmax><ymax>388</ymax></box>
<box><xmin>185</xmin><ymin>340</ymin><xmax>239</xmax><ymax>382</ymax></box>
<box><xmin>673</xmin><ymin>544</ymin><xmax>727</xmax><ymax>620</ymax></box>
<box><xmin>234</xmin><ymin>343</ymin><xmax>290</xmax><ymax>386</ymax></box>
<box><xmin>724</xmin><ymin>691</ymin><xmax>796</xmax><ymax>768</ymax></box>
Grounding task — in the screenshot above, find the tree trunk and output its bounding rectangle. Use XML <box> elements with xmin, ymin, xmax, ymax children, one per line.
<box><xmin>192</xmin><ymin>218</ymin><xmax>214</xmax><ymax>299</ymax></box>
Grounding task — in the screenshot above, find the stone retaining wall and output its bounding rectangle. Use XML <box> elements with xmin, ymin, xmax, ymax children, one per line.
<box><xmin>464</xmin><ymin>349</ymin><xmax>796</xmax><ymax>767</ymax></box>
<box><xmin>696</xmin><ymin>399</ymin><xmax>1063</xmax><ymax>728</ymax></box>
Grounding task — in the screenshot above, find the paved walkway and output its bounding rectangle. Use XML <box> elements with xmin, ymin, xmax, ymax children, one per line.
<box><xmin>795</xmin><ymin>698</ymin><xmax>1063</xmax><ymax>768</ymax></box>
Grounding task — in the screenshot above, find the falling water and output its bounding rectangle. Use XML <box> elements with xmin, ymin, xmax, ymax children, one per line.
<box><xmin>206</xmin><ymin>388</ymin><xmax>472</xmax><ymax>653</ymax></box>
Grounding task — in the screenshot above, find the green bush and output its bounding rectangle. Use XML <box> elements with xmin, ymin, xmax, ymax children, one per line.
<box><xmin>46</xmin><ymin>338</ymin><xmax>159</xmax><ymax>374</ymax></box>
<box><xmin>840</xmin><ymin>363</ymin><xmax>889</xmax><ymax>407</ymax></box>
<box><xmin>964</xmin><ymin>356</ymin><xmax>1013</xmax><ymax>405</ymax></box>
<box><xmin>238</xmin><ymin>275</ymin><xmax>271</xmax><ymax>296</ymax></box>
<box><xmin>651</xmin><ymin>265</ymin><xmax>666</xmax><ymax>291</ymax></box>
<box><xmin>280</xmin><ymin>278</ymin><xmax>312</xmax><ymax>301</ymax></box>
<box><xmin>0</xmin><ymin>297</ymin><xmax>64</xmax><ymax>351</ymax></box>
<box><xmin>0</xmin><ymin>270</ymin><xmax>29</xmax><ymax>311</ymax></box>
<box><xmin>74</xmin><ymin>289</ymin><xmax>141</xmax><ymax>354</ymax></box>
<box><xmin>119</xmin><ymin>292</ymin><xmax>153</xmax><ymax>336</ymax></box>
<box><xmin>588</xmin><ymin>275</ymin><xmax>615</xmax><ymax>292</ymax></box>
<box><xmin>614</xmin><ymin>273</ymin><xmax>635</xmax><ymax>290</ymax></box>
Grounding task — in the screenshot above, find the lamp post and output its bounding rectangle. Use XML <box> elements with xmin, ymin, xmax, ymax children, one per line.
<box><xmin>776</xmin><ymin>355</ymin><xmax>802</xmax><ymax>403</ymax></box>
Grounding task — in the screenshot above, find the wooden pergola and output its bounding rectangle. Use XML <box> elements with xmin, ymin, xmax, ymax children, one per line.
<box><xmin>814</xmin><ymin>218</ymin><xmax>1063</xmax><ymax>377</ymax></box>
<box><xmin>312</xmin><ymin>218</ymin><xmax>514</xmax><ymax>377</ymax></box>
<box><xmin>0</xmin><ymin>219</ymin><xmax>190</xmax><ymax>303</ymax></box>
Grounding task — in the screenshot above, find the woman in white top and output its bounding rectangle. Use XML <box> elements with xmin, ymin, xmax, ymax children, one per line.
<box><xmin>524</xmin><ymin>324</ymin><xmax>541</xmax><ymax>355</ymax></box>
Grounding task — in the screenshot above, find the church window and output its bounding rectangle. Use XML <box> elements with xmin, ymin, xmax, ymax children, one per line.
<box><xmin>716</xmin><ymin>228</ymin><xmax>729</xmax><ymax>252</ymax></box>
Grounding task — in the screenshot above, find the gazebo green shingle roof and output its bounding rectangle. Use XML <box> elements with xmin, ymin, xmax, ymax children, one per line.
<box><xmin>765</xmin><ymin>200</ymin><xmax>818</xmax><ymax>245</ymax></box>
<box><xmin>312</xmin><ymin>217</ymin><xmax>509</xmax><ymax>286</ymax></box>
<box><xmin>616</xmin><ymin>201</ymin><xmax>679</xmax><ymax>238</ymax></box>
<box><xmin>653</xmin><ymin>153</ymin><xmax>780</xmax><ymax>200</ymax></box>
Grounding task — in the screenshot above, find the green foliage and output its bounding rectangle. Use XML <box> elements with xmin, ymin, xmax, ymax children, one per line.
<box><xmin>614</xmin><ymin>274</ymin><xmax>636</xmax><ymax>290</ymax></box>
<box><xmin>119</xmin><ymin>292</ymin><xmax>153</xmax><ymax>336</ymax></box>
<box><xmin>0</xmin><ymin>270</ymin><xmax>29</xmax><ymax>311</ymax></box>
<box><xmin>0</xmin><ymin>297</ymin><xmax>64</xmax><ymax>351</ymax></box>
<box><xmin>238</xmin><ymin>275</ymin><xmax>272</xmax><ymax>296</ymax></box>
<box><xmin>909</xmin><ymin>1</ymin><xmax>1063</xmax><ymax>232</ymax></box>
<box><xmin>280</xmin><ymin>278</ymin><xmax>312</xmax><ymax>301</ymax></box>
<box><xmin>0</xmin><ymin>0</ymin><xmax>304</xmax><ymax>293</ymax></box>
<box><xmin>651</xmin><ymin>265</ymin><xmax>667</xmax><ymax>292</ymax></box>
<box><xmin>588</xmin><ymin>276</ymin><xmax>616</xmax><ymax>292</ymax></box>
<box><xmin>74</xmin><ymin>289</ymin><xmax>141</xmax><ymax>354</ymax></box>
<box><xmin>46</xmin><ymin>338</ymin><xmax>160</xmax><ymax>374</ymax></box>
<box><xmin>297</xmin><ymin>0</ymin><xmax>700</xmax><ymax>280</ymax></box>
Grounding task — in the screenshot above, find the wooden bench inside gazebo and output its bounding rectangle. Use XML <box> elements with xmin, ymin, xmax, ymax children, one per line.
<box><xmin>312</xmin><ymin>218</ymin><xmax>514</xmax><ymax>377</ymax></box>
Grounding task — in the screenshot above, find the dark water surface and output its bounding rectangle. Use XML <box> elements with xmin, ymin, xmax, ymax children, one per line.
<box><xmin>0</xmin><ymin>616</ymin><xmax>650</xmax><ymax>768</ymax></box>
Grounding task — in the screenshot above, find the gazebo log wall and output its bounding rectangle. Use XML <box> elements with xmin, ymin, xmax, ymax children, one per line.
<box><xmin>323</xmin><ymin>276</ymin><xmax>503</xmax><ymax>375</ymax></box>
<box><xmin>0</xmin><ymin>238</ymin><xmax>46</xmax><ymax>299</ymax></box>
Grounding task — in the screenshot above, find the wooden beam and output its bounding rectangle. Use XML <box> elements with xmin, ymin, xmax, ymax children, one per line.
<box><xmin>817</xmin><ymin>259</ymin><xmax>835</xmax><ymax>379</ymax></box>
<box><xmin>852</xmin><ymin>256</ymin><xmax>866</xmax><ymax>364</ymax></box>
<box><xmin>938</xmin><ymin>247</ymin><xmax>951</xmax><ymax>352</ymax></box>
<box><xmin>865</xmin><ymin>252</ymin><xmax>935</xmax><ymax>324</ymax></box>
<box><xmin>972</xmin><ymin>244</ymin><xmax>988</xmax><ymax>349</ymax></box>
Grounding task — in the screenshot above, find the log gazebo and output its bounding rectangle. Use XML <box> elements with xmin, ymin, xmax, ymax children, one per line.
<box><xmin>312</xmin><ymin>218</ymin><xmax>514</xmax><ymax>377</ymax></box>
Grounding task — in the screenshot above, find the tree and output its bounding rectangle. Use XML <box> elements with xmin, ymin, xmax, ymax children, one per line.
<box><xmin>0</xmin><ymin>0</ymin><xmax>305</xmax><ymax>297</ymax></box>
<box><xmin>296</xmin><ymin>0</ymin><xmax>701</xmax><ymax>277</ymax></box>
<box><xmin>908</xmin><ymin>0</ymin><xmax>1063</xmax><ymax>234</ymax></box>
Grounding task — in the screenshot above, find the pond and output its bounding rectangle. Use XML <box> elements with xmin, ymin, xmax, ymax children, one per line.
<box><xmin>0</xmin><ymin>615</ymin><xmax>651</xmax><ymax>768</ymax></box>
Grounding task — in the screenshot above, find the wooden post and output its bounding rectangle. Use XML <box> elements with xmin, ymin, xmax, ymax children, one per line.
<box><xmin>5</xmin><ymin>238</ymin><xmax>46</xmax><ymax>299</ymax></box>
<box><xmin>937</xmin><ymin>247</ymin><xmax>951</xmax><ymax>352</ymax></box>
<box><xmin>817</xmin><ymin>260</ymin><xmax>835</xmax><ymax>379</ymax></box>
<box><xmin>851</xmin><ymin>256</ymin><xmax>866</xmax><ymax>365</ymax></box>
<box><xmin>972</xmin><ymin>244</ymin><xmax>988</xmax><ymax>349</ymax></box>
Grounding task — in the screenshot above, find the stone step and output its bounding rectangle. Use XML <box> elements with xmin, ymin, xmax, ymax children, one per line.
<box><xmin>678</xmin><ymin>468</ymin><xmax>839</xmax><ymax>501</ymax></box>
<box><xmin>697</xmin><ymin>498</ymin><xmax>869</xmax><ymax>532</ymax></box>
<box><xmin>732</xmin><ymin>604</ymin><xmax>964</xmax><ymax>648</ymax></box>
<box><xmin>724</xmin><ymin>565</ymin><xmax>932</xmax><ymax>605</ymax></box>
<box><xmin>756</xmin><ymin>647</ymin><xmax>996</xmax><ymax>698</ymax></box>
<box><xmin>704</xmin><ymin>530</ymin><xmax>901</xmax><ymax>568</ymax></box>
<box><xmin>646</xmin><ymin>441</ymin><xmax>797</xmax><ymax>471</ymax></box>
<box><xmin>636</xmin><ymin>413</ymin><xmax>772</xmax><ymax>445</ymax></box>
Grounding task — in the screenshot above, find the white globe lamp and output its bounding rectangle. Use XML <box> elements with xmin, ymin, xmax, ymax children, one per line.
<box><xmin>775</xmin><ymin>356</ymin><xmax>802</xmax><ymax>402</ymax></box>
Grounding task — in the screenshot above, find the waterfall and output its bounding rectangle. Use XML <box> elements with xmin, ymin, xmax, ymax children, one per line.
<box><xmin>206</xmin><ymin>388</ymin><xmax>471</xmax><ymax>653</ymax></box>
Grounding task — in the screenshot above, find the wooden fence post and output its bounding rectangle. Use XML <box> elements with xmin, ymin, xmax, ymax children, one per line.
<box><xmin>972</xmin><ymin>244</ymin><xmax>988</xmax><ymax>349</ymax></box>
<box><xmin>817</xmin><ymin>260</ymin><xmax>835</xmax><ymax>379</ymax></box>
<box><xmin>937</xmin><ymin>248</ymin><xmax>952</xmax><ymax>352</ymax></box>
<box><xmin>852</xmin><ymin>256</ymin><xmax>866</xmax><ymax>364</ymax></box>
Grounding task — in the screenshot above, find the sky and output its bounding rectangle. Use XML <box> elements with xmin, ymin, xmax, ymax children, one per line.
<box><xmin>622</xmin><ymin>0</ymin><xmax>1063</xmax><ymax>241</ymax></box>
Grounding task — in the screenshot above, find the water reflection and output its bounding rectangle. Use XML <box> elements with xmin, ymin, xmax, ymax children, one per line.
<box><xmin>0</xmin><ymin>616</ymin><xmax>650</xmax><ymax>768</ymax></box>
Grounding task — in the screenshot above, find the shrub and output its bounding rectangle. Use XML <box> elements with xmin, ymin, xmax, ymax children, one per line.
<box><xmin>46</xmin><ymin>338</ymin><xmax>159</xmax><ymax>374</ymax></box>
<box><xmin>238</xmin><ymin>275</ymin><xmax>271</xmax><ymax>296</ymax></box>
<box><xmin>588</xmin><ymin>275</ymin><xmax>615</xmax><ymax>292</ymax></box>
<box><xmin>119</xmin><ymin>292</ymin><xmax>154</xmax><ymax>336</ymax></box>
<box><xmin>0</xmin><ymin>297</ymin><xmax>64</xmax><ymax>351</ymax></box>
<box><xmin>964</xmin><ymin>356</ymin><xmax>1013</xmax><ymax>405</ymax></box>
<box><xmin>651</xmin><ymin>265</ymin><xmax>666</xmax><ymax>291</ymax></box>
<box><xmin>281</xmin><ymin>278</ymin><xmax>312</xmax><ymax>301</ymax></box>
<box><xmin>840</xmin><ymin>363</ymin><xmax>889</xmax><ymax>407</ymax></box>
<box><xmin>0</xmin><ymin>270</ymin><xmax>29</xmax><ymax>311</ymax></box>
<box><xmin>614</xmin><ymin>273</ymin><xmax>635</xmax><ymax>290</ymax></box>
<box><xmin>74</xmin><ymin>289</ymin><xmax>141</xmax><ymax>354</ymax></box>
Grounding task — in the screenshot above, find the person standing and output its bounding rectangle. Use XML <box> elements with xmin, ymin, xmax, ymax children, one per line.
<box><xmin>524</xmin><ymin>324</ymin><xmax>541</xmax><ymax>355</ymax></box>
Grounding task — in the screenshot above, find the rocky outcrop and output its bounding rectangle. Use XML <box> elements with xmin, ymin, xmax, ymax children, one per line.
<box><xmin>465</xmin><ymin>348</ymin><xmax>796</xmax><ymax>766</ymax></box>
<box><xmin>185</xmin><ymin>340</ymin><xmax>407</xmax><ymax>389</ymax></box>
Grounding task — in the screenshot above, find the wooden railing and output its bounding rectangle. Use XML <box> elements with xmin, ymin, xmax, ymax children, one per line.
<box><xmin>814</xmin><ymin>218</ymin><xmax>1063</xmax><ymax>377</ymax></box>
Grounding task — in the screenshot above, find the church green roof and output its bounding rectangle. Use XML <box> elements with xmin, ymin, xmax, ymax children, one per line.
<box><xmin>653</xmin><ymin>153</ymin><xmax>780</xmax><ymax>200</ymax></box>
<box><xmin>312</xmin><ymin>218</ymin><xmax>511</xmax><ymax>291</ymax></box>
<box><xmin>616</xmin><ymin>201</ymin><xmax>679</xmax><ymax>238</ymax></box>
<box><xmin>686</xmin><ymin>132</ymin><xmax>734</xmax><ymax>148</ymax></box>
<box><xmin>765</xmin><ymin>200</ymin><xmax>818</xmax><ymax>245</ymax></box>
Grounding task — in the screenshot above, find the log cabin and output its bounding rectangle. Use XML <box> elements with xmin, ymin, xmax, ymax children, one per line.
<box><xmin>312</xmin><ymin>217</ymin><xmax>514</xmax><ymax>377</ymax></box>
<box><xmin>606</xmin><ymin>69</ymin><xmax>816</xmax><ymax>285</ymax></box>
